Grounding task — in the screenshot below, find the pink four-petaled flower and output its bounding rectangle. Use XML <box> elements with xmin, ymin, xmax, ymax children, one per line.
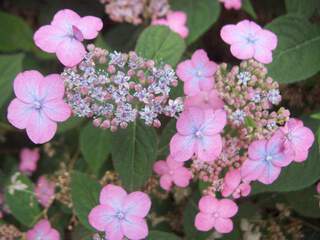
<box><xmin>26</xmin><ymin>219</ymin><xmax>60</xmax><ymax>240</ymax></box>
<box><xmin>220</xmin><ymin>20</ymin><xmax>278</xmax><ymax>64</ymax></box>
<box><xmin>89</xmin><ymin>184</ymin><xmax>151</xmax><ymax>240</ymax></box>
<box><xmin>153</xmin><ymin>156</ymin><xmax>192</xmax><ymax>191</ymax></box>
<box><xmin>195</xmin><ymin>195</ymin><xmax>238</xmax><ymax>233</ymax></box>
<box><xmin>219</xmin><ymin>0</ymin><xmax>242</xmax><ymax>10</ymax></box>
<box><xmin>7</xmin><ymin>70</ymin><xmax>71</xmax><ymax>144</ymax></box>
<box><xmin>170</xmin><ymin>107</ymin><xmax>226</xmax><ymax>162</ymax></box>
<box><xmin>35</xmin><ymin>176</ymin><xmax>55</xmax><ymax>208</ymax></box>
<box><xmin>34</xmin><ymin>9</ymin><xmax>103</xmax><ymax>66</ymax></box>
<box><xmin>152</xmin><ymin>11</ymin><xmax>189</xmax><ymax>39</ymax></box>
<box><xmin>19</xmin><ymin>148</ymin><xmax>40</xmax><ymax>174</ymax></box>
<box><xmin>222</xmin><ymin>169</ymin><xmax>251</xmax><ymax>199</ymax></box>
<box><xmin>177</xmin><ymin>49</ymin><xmax>218</xmax><ymax>96</ymax></box>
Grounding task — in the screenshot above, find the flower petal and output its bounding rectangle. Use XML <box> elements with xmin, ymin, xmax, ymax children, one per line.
<box><xmin>195</xmin><ymin>212</ymin><xmax>215</xmax><ymax>231</ymax></box>
<box><xmin>43</xmin><ymin>100</ymin><xmax>71</xmax><ymax>122</ymax></box>
<box><xmin>254</xmin><ymin>45</ymin><xmax>273</xmax><ymax>64</ymax></box>
<box><xmin>177</xmin><ymin>60</ymin><xmax>194</xmax><ymax>82</ymax></box>
<box><xmin>202</xmin><ymin>109</ymin><xmax>227</xmax><ymax>135</ymax></box>
<box><xmin>7</xmin><ymin>99</ymin><xmax>33</xmax><ymax>129</ymax></box>
<box><xmin>214</xmin><ymin>218</ymin><xmax>233</xmax><ymax>234</ymax></box>
<box><xmin>198</xmin><ymin>195</ymin><xmax>219</xmax><ymax>213</ymax></box>
<box><xmin>33</xmin><ymin>25</ymin><xmax>65</xmax><ymax>53</ymax></box>
<box><xmin>153</xmin><ymin>160</ymin><xmax>169</xmax><ymax>175</ymax></box>
<box><xmin>121</xmin><ymin>216</ymin><xmax>149</xmax><ymax>240</ymax></box>
<box><xmin>248</xmin><ymin>140</ymin><xmax>267</xmax><ymax>161</ymax></box>
<box><xmin>220</xmin><ymin>24</ymin><xmax>245</xmax><ymax>44</ymax></box>
<box><xmin>241</xmin><ymin>159</ymin><xmax>267</xmax><ymax>182</ymax></box>
<box><xmin>39</xmin><ymin>74</ymin><xmax>65</xmax><ymax>101</ymax></box>
<box><xmin>99</xmin><ymin>184</ymin><xmax>127</xmax><ymax>209</ymax></box>
<box><xmin>105</xmin><ymin>220</ymin><xmax>124</xmax><ymax>240</ymax></box>
<box><xmin>258</xmin><ymin>163</ymin><xmax>281</xmax><ymax>184</ymax></box>
<box><xmin>196</xmin><ymin>135</ymin><xmax>222</xmax><ymax>162</ymax></box>
<box><xmin>88</xmin><ymin>205</ymin><xmax>116</xmax><ymax>231</ymax></box>
<box><xmin>124</xmin><ymin>192</ymin><xmax>151</xmax><ymax>218</ymax></box>
<box><xmin>56</xmin><ymin>38</ymin><xmax>86</xmax><ymax>67</ymax></box>
<box><xmin>75</xmin><ymin>16</ymin><xmax>103</xmax><ymax>40</ymax></box>
<box><xmin>46</xmin><ymin>229</ymin><xmax>60</xmax><ymax>240</ymax></box>
<box><xmin>177</xmin><ymin>108</ymin><xmax>204</xmax><ymax>135</ymax></box>
<box><xmin>218</xmin><ymin>199</ymin><xmax>238</xmax><ymax>218</ymax></box>
<box><xmin>172</xmin><ymin>168</ymin><xmax>192</xmax><ymax>188</ymax></box>
<box><xmin>160</xmin><ymin>174</ymin><xmax>173</xmax><ymax>191</ymax></box>
<box><xmin>256</xmin><ymin>29</ymin><xmax>278</xmax><ymax>50</ymax></box>
<box><xmin>222</xmin><ymin>169</ymin><xmax>241</xmax><ymax>197</ymax></box>
<box><xmin>170</xmin><ymin>134</ymin><xmax>196</xmax><ymax>162</ymax></box>
<box><xmin>51</xmin><ymin>9</ymin><xmax>81</xmax><ymax>32</ymax></box>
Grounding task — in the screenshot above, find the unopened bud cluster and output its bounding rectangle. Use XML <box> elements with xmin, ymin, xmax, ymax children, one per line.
<box><xmin>62</xmin><ymin>45</ymin><xmax>183</xmax><ymax>131</ymax></box>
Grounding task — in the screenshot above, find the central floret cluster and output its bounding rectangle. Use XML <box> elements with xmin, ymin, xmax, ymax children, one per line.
<box><xmin>62</xmin><ymin>45</ymin><xmax>183</xmax><ymax>131</ymax></box>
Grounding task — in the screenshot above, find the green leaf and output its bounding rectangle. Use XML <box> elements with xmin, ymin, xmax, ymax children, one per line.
<box><xmin>242</xmin><ymin>0</ymin><xmax>257</xmax><ymax>19</ymax></box>
<box><xmin>171</xmin><ymin>0</ymin><xmax>220</xmax><ymax>45</ymax></box>
<box><xmin>71</xmin><ymin>171</ymin><xmax>101</xmax><ymax>231</ymax></box>
<box><xmin>58</xmin><ymin>117</ymin><xmax>84</xmax><ymax>133</ymax></box>
<box><xmin>0</xmin><ymin>11</ymin><xmax>34</xmax><ymax>52</ymax></box>
<box><xmin>5</xmin><ymin>173</ymin><xmax>41</xmax><ymax>227</ymax></box>
<box><xmin>148</xmin><ymin>231</ymin><xmax>181</xmax><ymax>240</ymax></box>
<box><xmin>135</xmin><ymin>26</ymin><xmax>186</xmax><ymax>66</ymax></box>
<box><xmin>0</xmin><ymin>54</ymin><xmax>24</xmax><ymax>108</ymax></box>
<box><xmin>158</xmin><ymin>119</ymin><xmax>176</xmax><ymax>159</ymax></box>
<box><xmin>111</xmin><ymin>121</ymin><xmax>158</xmax><ymax>191</ymax></box>
<box><xmin>252</xmin><ymin>116</ymin><xmax>320</xmax><ymax>194</ymax></box>
<box><xmin>285</xmin><ymin>186</ymin><xmax>320</xmax><ymax>218</ymax></box>
<box><xmin>285</xmin><ymin>0</ymin><xmax>319</xmax><ymax>18</ymax></box>
<box><xmin>266</xmin><ymin>15</ymin><xmax>320</xmax><ymax>83</ymax></box>
<box><xmin>80</xmin><ymin>123</ymin><xmax>112</xmax><ymax>174</ymax></box>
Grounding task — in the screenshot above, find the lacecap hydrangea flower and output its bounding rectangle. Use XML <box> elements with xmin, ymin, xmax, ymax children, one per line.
<box><xmin>19</xmin><ymin>148</ymin><xmax>40</xmax><ymax>175</ymax></box>
<box><xmin>35</xmin><ymin>176</ymin><xmax>55</xmax><ymax>208</ymax></box>
<box><xmin>219</xmin><ymin>0</ymin><xmax>242</xmax><ymax>10</ymax></box>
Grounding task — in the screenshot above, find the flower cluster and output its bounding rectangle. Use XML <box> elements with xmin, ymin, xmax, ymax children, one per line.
<box><xmin>62</xmin><ymin>45</ymin><xmax>183</xmax><ymax>131</ymax></box>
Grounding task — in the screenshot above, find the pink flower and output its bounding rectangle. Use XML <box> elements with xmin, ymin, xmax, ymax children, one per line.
<box><xmin>177</xmin><ymin>49</ymin><xmax>217</xmax><ymax>96</ymax></box>
<box><xmin>26</xmin><ymin>219</ymin><xmax>60</xmax><ymax>240</ymax></box>
<box><xmin>317</xmin><ymin>182</ymin><xmax>320</xmax><ymax>194</ymax></box>
<box><xmin>220</xmin><ymin>20</ymin><xmax>278</xmax><ymax>64</ymax></box>
<box><xmin>222</xmin><ymin>169</ymin><xmax>251</xmax><ymax>199</ymax></box>
<box><xmin>152</xmin><ymin>11</ymin><xmax>189</xmax><ymax>38</ymax></box>
<box><xmin>7</xmin><ymin>70</ymin><xmax>71</xmax><ymax>144</ymax></box>
<box><xmin>279</xmin><ymin>118</ymin><xmax>314</xmax><ymax>162</ymax></box>
<box><xmin>88</xmin><ymin>184</ymin><xmax>151</xmax><ymax>240</ymax></box>
<box><xmin>35</xmin><ymin>176</ymin><xmax>55</xmax><ymax>208</ymax></box>
<box><xmin>184</xmin><ymin>89</ymin><xmax>224</xmax><ymax>110</ymax></box>
<box><xmin>34</xmin><ymin>9</ymin><xmax>103</xmax><ymax>67</ymax></box>
<box><xmin>153</xmin><ymin>156</ymin><xmax>192</xmax><ymax>191</ymax></box>
<box><xmin>19</xmin><ymin>148</ymin><xmax>40</xmax><ymax>174</ymax></box>
<box><xmin>241</xmin><ymin>130</ymin><xmax>294</xmax><ymax>184</ymax></box>
<box><xmin>195</xmin><ymin>195</ymin><xmax>238</xmax><ymax>234</ymax></box>
<box><xmin>170</xmin><ymin>107</ymin><xmax>226</xmax><ymax>162</ymax></box>
<box><xmin>219</xmin><ymin>0</ymin><xmax>242</xmax><ymax>10</ymax></box>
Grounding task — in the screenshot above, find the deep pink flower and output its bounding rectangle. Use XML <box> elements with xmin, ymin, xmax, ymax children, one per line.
<box><xmin>170</xmin><ymin>107</ymin><xmax>226</xmax><ymax>162</ymax></box>
<box><xmin>153</xmin><ymin>156</ymin><xmax>192</xmax><ymax>191</ymax></box>
<box><xmin>152</xmin><ymin>11</ymin><xmax>189</xmax><ymax>38</ymax></box>
<box><xmin>184</xmin><ymin>89</ymin><xmax>224</xmax><ymax>110</ymax></box>
<box><xmin>222</xmin><ymin>169</ymin><xmax>251</xmax><ymax>199</ymax></box>
<box><xmin>220</xmin><ymin>20</ymin><xmax>278</xmax><ymax>64</ymax></box>
<box><xmin>177</xmin><ymin>49</ymin><xmax>217</xmax><ymax>96</ymax></box>
<box><xmin>35</xmin><ymin>176</ymin><xmax>55</xmax><ymax>208</ymax></box>
<box><xmin>7</xmin><ymin>70</ymin><xmax>71</xmax><ymax>144</ymax></box>
<box><xmin>279</xmin><ymin>118</ymin><xmax>314</xmax><ymax>162</ymax></box>
<box><xmin>195</xmin><ymin>195</ymin><xmax>238</xmax><ymax>234</ymax></box>
<box><xmin>19</xmin><ymin>148</ymin><xmax>40</xmax><ymax>174</ymax></box>
<box><xmin>26</xmin><ymin>219</ymin><xmax>60</xmax><ymax>240</ymax></box>
<box><xmin>88</xmin><ymin>184</ymin><xmax>151</xmax><ymax>240</ymax></box>
<box><xmin>241</xmin><ymin>130</ymin><xmax>294</xmax><ymax>184</ymax></box>
<box><xmin>34</xmin><ymin>9</ymin><xmax>103</xmax><ymax>67</ymax></box>
<box><xmin>219</xmin><ymin>0</ymin><xmax>242</xmax><ymax>10</ymax></box>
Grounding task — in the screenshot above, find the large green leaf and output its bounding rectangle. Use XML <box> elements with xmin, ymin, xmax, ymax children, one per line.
<box><xmin>148</xmin><ymin>231</ymin><xmax>181</xmax><ymax>240</ymax></box>
<box><xmin>285</xmin><ymin>0</ymin><xmax>319</xmax><ymax>18</ymax></box>
<box><xmin>58</xmin><ymin>117</ymin><xmax>84</xmax><ymax>133</ymax></box>
<box><xmin>0</xmin><ymin>11</ymin><xmax>34</xmax><ymax>52</ymax></box>
<box><xmin>0</xmin><ymin>54</ymin><xmax>24</xmax><ymax>108</ymax></box>
<box><xmin>5</xmin><ymin>173</ymin><xmax>41</xmax><ymax>227</ymax></box>
<box><xmin>266</xmin><ymin>15</ymin><xmax>320</xmax><ymax>83</ymax></box>
<box><xmin>111</xmin><ymin>121</ymin><xmax>158</xmax><ymax>191</ymax></box>
<box><xmin>242</xmin><ymin>0</ymin><xmax>257</xmax><ymax>19</ymax></box>
<box><xmin>71</xmin><ymin>171</ymin><xmax>101</xmax><ymax>230</ymax></box>
<box><xmin>80</xmin><ymin>123</ymin><xmax>112</xmax><ymax>174</ymax></box>
<box><xmin>135</xmin><ymin>26</ymin><xmax>186</xmax><ymax>66</ymax></box>
<box><xmin>158</xmin><ymin>119</ymin><xmax>176</xmax><ymax>159</ymax></box>
<box><xmin>171</xmin><ymin>0</ymin><xmax>220</xmax><ymax>45</ymax></box>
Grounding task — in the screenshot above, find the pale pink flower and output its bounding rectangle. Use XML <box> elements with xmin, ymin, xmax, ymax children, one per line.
<box><xmin>19</xmin><ymin>148</ymin><xmax>40</xmax><ymax>174</ymax></box>
<box><xmin>195</xmin><ymin>195</ymin><xmax>238</xmax><ymax>234</ymax></box>
<box><xmin>153</xmin><ymin>156</ymin><xmax>192</xmax><ymax>191</ymax></box>
<box><xmin>34</xmin><ymin>9</ymin><xmax>103</xmax><ymax>67</ymax></box>
<box><xmin>7</xmin><ymin>70</ymin><xmax>71</xmax><ymax>144</ymax></box>
<box><xmin>222</xmin><ymin>169</ymin><xmax>251</xmax><ymax>199</ymax></box>
<box><xmin>177</xmin><ymin>49</ymin><xmax>217</xmax><ymax>96</ymax></box>
<box><xmin>88</xmin><ymin>184</ymin><xmax>151</xmax><ymax>240</ymax></box>
<box><xmin>184</xmin><ymin>89</ymin><xmax>224</xmax><ymax>110</ymax></box>
<box><xmin>152</xmin><ymin>11</ymin><xmax>189</xmax><ymax>38</ymax></box>
<box><xmin>241</xmin><ymin>130</ymin><xmax>294</xmax><ymax>184</ymax></box>
<box><xmin>317</xmin><ymin>182</ymin><xmax>320</xmax><ymax>194</ymax></box>
<box><xmin>219</xmin><ymin>0</ymin><xmax>242</xmax><ymax>10</ymax></box>
<box><xmin>35</xmin><ymin>176</ymin><xmax>55</xmax><ymax>208</ymax></box>
<box><xmin>26</xmin><ymin>219</ymin><xmax>60</xmax><ymax>240</ymax></box>
<box><xmin>279</xmin><ymin>118</ymin><xmax>314</xmax><ymax>162</ymax></box>
<box><xmin>170</xmin><ymin>107</ymin><xmax>226</xmax><ymax>162</ymax></box>
<box><xmin>220</xmin><ymin>20</ymin><xmax>278</xmax><ymax>64</ymax></box>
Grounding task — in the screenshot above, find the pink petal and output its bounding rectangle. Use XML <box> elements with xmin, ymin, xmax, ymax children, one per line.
<box><xmin>195</xmin><ymin>212</ymin><xmax>215</xmax><ymax>231</ymax></box>
<box><xmin>202</xmin><ymin>109</ymin><xmax>227</xmax><ymax>135</ymax></box>
<box><xmin>51</xmin><ymin>9</ymin><xmax>81</xmax><ymax>32</ymax></box>
<box><xmin>196</xmin><ymin>134</ymin><xmax>222</xmax><ymax>162</ymax></box>
<box><xmin>202</xmin><ymin>61</ymin><xmax>218</xmax><ymax>77</ymax></box>
<box><xmin>177</xmin><ymin>60</ymin><xmax>194</xmax><ymax>82</ymax></box>
<box><xmin>46</xmin><ymin>229</ymin><xmax>60</xmax><ymax>240</ymax></box>
<box><xmin>35</xmin><ymin>219</ymin><xmax>51</xmax><ymax>233</ymax></box>
<box><xmin>105</xmin><ymin>220</ymin><xmax>124</xmax><ymax>240</ymax></box>
<box><xmin>230</xmin><ymin>42</ymin><xmax>255</xmax><ymax>60</ymax></box>
<box><xmin>239</xmin><ymin>183</ymin><xmax>251</xmax><ymax>197</ymax></box>
<box><xmin>220</xmin><ymin>24</ymin><xmax>245</xmax><ymax>44</ymax></box>
<box><xmin>248</xmin><ymin>140</ymin><xmax>267</xmax><ymax>160</ymax></box>
<box><xmin>218</xmin><ymin>199</ymin><xmax>238</xmax><ymax>218</ymax></box>
<box><xmin>256</xmin><ymin>29</ymin><xmax>278</xmax><ymax>50</ymax></box>
<box><xmin>177</xmin><ymin>108</ymin><xmax>204</xmax><ymax>135</ymax></box>
<box><xmin>257</xmin><ymin>164</ymin><xmax>281</xmax><ymax>184</ymax></box>
<box><xmin>160</xmin><ymin>174</ymin><xmax>173</xmax><ymax>191</ymax></box>
<box><xmin>13</xmin><ymin>70</ymin><xmax>43</xmax><ymax>103</ymax></box>
<box><xmin>172</xmin><ymin>167</ymin><xmax>192</xmax><ymax>188</ymax></box>
<box><xmin>7</xmin><ymin>99</ymin><xmax>33</xmax><ymax>129</ymax></box>
<box><xmin>254</xmin><ymin>45</ymin><xmax>273</xmax><ymax>64</ymax></box>
<box><xmin>291</xmin><ymin>127</ymin><xmax>314</xmax><ymax>162</ymax></box>
<box><xmin>124</xmin><ymin>192</ymin><xmax>151</xmax><ymax>218</ymax></box>
<box><xmin>166</xmin><ymin>156</ymin><xmax>183</xmax><ymax>169</ymax></box>
<box><xmin>213</xmin><ymin>218</ymin><xmax>233</xmax><ymax>234</ymax></box>
<box><xmin>56</xmin><ymin>38</ymin><xmax>86</xmax><ymax>67</ymax></box>
<box><xmin>75</xmin><ymin>16</ymin><xmax>103</xmax><ymax>40</ymax></box>
<box><xmin>34</xmin><ymin>25</ymin><xmax>65</xmax><ymax>53</ymax></box>
<box><xmin>170</xmin><ymin>134</ymin><xmax>196</xmax><ymax>162</ymax></box>
<box><xmin>43</xmin><ymin>100</ymin><xmax>71</xmax><ymax>122</ymax></box>
<box><xmin>153</xmin><ymin>160</ymin><xmax>169</xmax><ymax>175</ymax></box>
<box><xmin>167</xmin><ymin>11</ymin><xmax>187</xmax><ymax>25</ymax></box>
<box><xmin>191</xmin><ymin>49</ymin><xmax>210</xmax><ymax>67</ymax></box>
<box><xmin>39</xmin><ymin>74</ymin><xmax>65</xmax><ymax>101</ymax></box>
<box><xmin>241</xmin><ymin>159</ymin><xmax>267</xmax><ymax>182</ymax></box>
<box><xmin>198</xmin><ymin>195</ymin><xmax>219</xmax><ymax>213</ymax></box>
<box><xmin>88</xmin><ymin>205</ymin><xmax>116</xmax><ymax>231</ymax></box>
<box><xmin>222</xmin><ymin>169</ymin><xmax>241</xmax><ymax>197</ymax></box>
<box><xmin>26</xmin><ymin>110</ymin><xmax>57</xmax><ymax>144</ymax></box>
<box><xmin>121</xmin><ymin>216</ymin><xmax>148</xmax><ymax>240</ymax></box>
<box><xmin>198</xmin><ymin>77</ymin><xmax>214</xmax><ymax>91</ymax></box>
<box><xmin>184</xmin><ymin>77</ymin><xmax>201</xmax><ymax>96</ymax></box>
<box><xmin>99</xmin><ymin>184</ymin><xmax>127</xmax><ymax>208</ymax></box>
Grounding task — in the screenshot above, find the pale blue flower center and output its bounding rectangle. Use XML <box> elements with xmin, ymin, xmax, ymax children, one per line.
<box><xmin>195</xmin><ymin>130</ymin><xmax>203</xmax><ymax>138</ymax></box>
<box><xmin>115</xmin><ymin>211</ymin><xmax>126</xmax><ymax>220</ymax></box>
<box><xmin>33</xmin><ymin>100</ymin><xmax>43</xmax><ymax>111</ymax></box>
<box><xmin>266</xmin><ymin>155</ymin><xmax>273</xmax><ymax>162</ymax></box>
<box><xmin>246</xmin><ymin>34</ymin><xmax>257</xmax><ymax>44</ymax></box>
